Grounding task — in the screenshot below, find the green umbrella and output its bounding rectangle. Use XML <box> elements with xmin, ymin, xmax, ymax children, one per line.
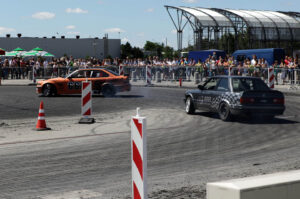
<box><xmin>43</xmin><ymin>52</ymin><xmax>54</xmax><ymax>57</ymax></box>
<box><xmin>32</xmin><ymin>47</ymin><xmax>43</xmax><ymax>51</ymax></box>
<box><xmin>5</xmin><ymin>52</ymin><xmax>19</xmax><ymax>57</ymax></box>
<box><xmin>23</xmin><ymin>51</ymin><xmax>40</xmax><ymax>57</ymax></box>
<box><xmin>13</xmin><ymin>47</ymin><xmax>25</xmax><ymax>51</ymax></box>
<box><xmin>23</xmin><ymin>49</ymin><xmax>55</xmax><ymax>57</ymax></box>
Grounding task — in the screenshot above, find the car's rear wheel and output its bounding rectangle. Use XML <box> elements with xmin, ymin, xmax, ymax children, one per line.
<box><xmin>42</xmin><ymin>84</ymin><xmax>56</xmax><ymax>97</ymax></box>
<box><xmin>218</xmin><ymin>102</ymin><xmax>232</xmax><ymax>121</ymax></box>
<box><xmin>102</xmin><ymin>85</ymin><xmax>116</xmax><ymax>97</ymax></box>
<box><xmin>185</xmin><ymin>97</ymin><xmax>195</xmax><ymax>114</ymax></box>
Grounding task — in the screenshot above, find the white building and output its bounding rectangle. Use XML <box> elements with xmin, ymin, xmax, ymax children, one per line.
<box><xmin>0</xmin><ymin>35</ymin><xmax>120</xmax><ymax>59</ymax></box>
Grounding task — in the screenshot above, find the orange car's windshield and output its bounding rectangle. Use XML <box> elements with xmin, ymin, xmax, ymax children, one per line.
<box><xmin>106</xmin><ymin>69</ymin><xmax>119</xmax><ymax>76</ymax></box>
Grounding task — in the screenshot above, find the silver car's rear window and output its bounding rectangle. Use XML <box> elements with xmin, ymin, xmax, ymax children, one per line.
<box><xmin>232</xmin><ymin>78</ymin><xmax>270</xmax><ymax>92</ymax></box>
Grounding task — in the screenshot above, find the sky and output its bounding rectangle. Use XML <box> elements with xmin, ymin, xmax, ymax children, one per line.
<box><xmin>0</xmin><ymin>0</ymin><xmax>298</xmax><ymax>49</ymax></box>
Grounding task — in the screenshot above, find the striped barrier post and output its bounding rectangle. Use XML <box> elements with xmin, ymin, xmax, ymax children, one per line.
<box><xmin>268</xmin><ymin>67</ymin><xmax>275</xmax><ymax>89</ymax></box>
<box><xmin>79</xmin><ymin>80</ymin><xmax>95</xmax><ymax>124</ymax></box>
<box><xmin>119</xmin><ymin>65</ymin><xmax>124</xmax><ymax>76</ymax></box>
<box><xmin>146</xmin><ymin>66</ymin><xmax>151</xmax><ymax>86</ymax></box>
<box><xmin>131</xmin><ymin>108</ymin><xmax>147</xmax><ymax>199</ymax></box>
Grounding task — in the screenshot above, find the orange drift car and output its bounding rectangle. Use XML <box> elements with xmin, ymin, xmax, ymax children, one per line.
<box><xmin>36</xmin><ymin>68</ymin><xmax>131</xmax><ymax>97</ymax></box>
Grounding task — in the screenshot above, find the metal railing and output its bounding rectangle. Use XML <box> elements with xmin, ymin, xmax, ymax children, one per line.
<box><xmin>1</xmin><ymin>65</ymin><xmax>300</xmax><ymax>85</ymax></box>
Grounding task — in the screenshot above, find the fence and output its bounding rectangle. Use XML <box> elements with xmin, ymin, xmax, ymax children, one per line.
<box><xmin>1</xmin><ymin>65</ymin><xmax>300</xmax><ymax>85</ymax></box>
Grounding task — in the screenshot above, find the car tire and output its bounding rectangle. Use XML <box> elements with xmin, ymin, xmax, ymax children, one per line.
<box><xmin>218</xmin><ymin>102</ymin><xmax>232</xmax><ymax>121</ymax></box>
<box><xmin>42</xmin><ymin>84</ymin><xmax>56</xmax><ymax>97</ymax></box>
<box><xmin>185</xmin><ymin>97</ymin><xmax>195</xmax><ymax>114</ymax></box>
<box><xmin>102</xmin><ymin>85</ymin><xmax>116</xmax><ymax>97</ymax></box>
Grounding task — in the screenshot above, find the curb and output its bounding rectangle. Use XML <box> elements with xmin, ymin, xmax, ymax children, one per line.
<box><xmin>0</xmin><ymin>83</ymin><xmax>36</xmax><ymax>86</ymax></box>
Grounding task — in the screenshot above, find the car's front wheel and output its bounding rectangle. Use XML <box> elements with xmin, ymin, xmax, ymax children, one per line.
<box><xmin>185</xmin><ymin>97</ymin><xmax>195</xmax><ymax>114</ymax></box>
<box><xmin>42</xmin><ymin>84</ymin><xmax>56</xmax><ymax>97</ymax></box>
<box><xmin>218</xmin><ymin>102</ymin><xmax>232</xmax><ymax>121</ymax></box>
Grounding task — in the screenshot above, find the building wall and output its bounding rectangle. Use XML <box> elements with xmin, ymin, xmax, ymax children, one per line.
<box><xmin>0</xmin><ymin>37</ymin><xmax>121</xmax><ymax>59</ymax></box>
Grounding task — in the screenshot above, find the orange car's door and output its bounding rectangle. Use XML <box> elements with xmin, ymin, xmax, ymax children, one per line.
<box><xmin>65</xmin><ymin>78</ymin><xmax>86</xmax><ymax>94</ymax></box>
<box><xmin>63</xmin><ymin>70</ymin><xmax>92</xmax><ymax>94</ymax></box>
<box><xmin>90</xmin><ymin>70</ymin><xmax>110</xmax><ymax>92</ymax></box>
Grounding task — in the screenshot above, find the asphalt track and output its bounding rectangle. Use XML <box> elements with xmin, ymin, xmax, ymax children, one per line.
<box><xmin>0</xmin><ymin>86</ymin><xmax>183</xmax><ymax>120</ymax></box>
<box><xmin>0</xmin><ymin>86</ymin><xmax>300</xmax><ymax>198</ymax></box>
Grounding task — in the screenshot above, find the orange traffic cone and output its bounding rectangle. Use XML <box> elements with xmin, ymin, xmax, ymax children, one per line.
<box><xmin>36</xmin><ymin>101</ymin><xmax>51</xmax><ymax>131</ymax></box>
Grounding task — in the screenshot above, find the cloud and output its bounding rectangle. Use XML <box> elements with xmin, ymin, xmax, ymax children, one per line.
<box><xmin>104</xmin><ymin>28</ymin><xmax>125</xmax><ymax>33</ymax></box>
<box><xmin>97</xmin><ymin>0</ymin><xmax>104</xmax><ymax>4</ymax></box>
<box><xmin>67</xmin><ymin>31</ymin><xmax>80</xmax><ymax>35</ymax></box>
<box><xmin>171</xmin><ymin>29</ymin><xmax>177</xmax><ymax>34</ymax></box>
<box><xmin>65</xmin><ymin>25</ymin><xmax>76</xmax><ymax>30</ymax></box>
<box><xmin>146</xmin><ymin>8</ymin><xmax>154</xmax><ymax>12</ymax></box>
<box><xmin>66</xmin><ymin>8</ymin><xmax>88</xmax><ymax>14</ymax></box>
<box><xmin>280</xmin><ymin>1</ymin><xmax>294</xmax><ymax>7</ymax></box>
<box><xmin>182</xmin><ymin>0</ymin><xmax>198</xmax><ymax>3</ymax></box>
<box><xmin>0</xmin><ymin>27</ymin><xmax>15</xmax><ymax>35</ymax></box>
<box><xmin>121</xmin><ymin>37</ymin><xmax>129</xmax><ymax>43</ymax></box>
<box><xmin>137</xmin><ymin>32</ymin><xmax>145</xmax><ymax>37</ymax></box>
<box><xmin>32</xmin><ymin>12</ymin><xmax>55</xmax><ymax>20</ymax></box>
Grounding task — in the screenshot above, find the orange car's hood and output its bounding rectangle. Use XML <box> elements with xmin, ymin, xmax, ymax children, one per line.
<box><xmin>48</xmin><ymin>77</ymin><xmax>66</xmax><ymax>81</ymax></box>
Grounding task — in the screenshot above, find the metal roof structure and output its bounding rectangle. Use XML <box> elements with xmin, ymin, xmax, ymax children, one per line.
<box><xmin>165</xmin><ymin>6</ymin><xmax>300</xmax><ymax>52</ymax></box>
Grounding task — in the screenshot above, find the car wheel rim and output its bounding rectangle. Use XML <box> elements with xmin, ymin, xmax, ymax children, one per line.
<box><xmin>220</xmin><ymin>104</ymin><xmax>227</xmax><ymax>116</ymax></box>
<box><xmin>186</xmin><ymin>99</ymin><xmax>190</xmax><ymax>112</ymax></box>
<box><xmin>44</xmin><ymin>85</ymin><xmax>52</xmax><ymax>96</ymax></box>
<box><xmin>44</xmin><ymin>88</ymin><xmax>49</xmax><ymax>96</ymax></box>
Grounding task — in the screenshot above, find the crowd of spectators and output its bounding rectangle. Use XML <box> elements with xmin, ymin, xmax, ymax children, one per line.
<box><xmin>0</xmin><ymin>53</ymin><xmax>299</xmax><ymax>83</ymax></box>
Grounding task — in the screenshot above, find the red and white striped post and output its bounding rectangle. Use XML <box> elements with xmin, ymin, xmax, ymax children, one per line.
<box><xmin>131</xmin><ymin>107</ymin><xmax>147</xmax><ymax>199</ymax></box>
<box><xmin>119</xmin><ymin>65</ymin><xmax>124</xmax><ymax>76</ymax></box>
<box><xmin>146</xmin><ymin>65</ymin><xmax>151</xmax><ymax>86</ymax></box>
<box><xmin>79</xmin><ymin>80</ymin><xmax>95</xmax><ymax>123</ymax></box>
<box><xmin>268</xmin><ymin>67</ymin><xmax>275</xmax><ymax>89</ymax></box>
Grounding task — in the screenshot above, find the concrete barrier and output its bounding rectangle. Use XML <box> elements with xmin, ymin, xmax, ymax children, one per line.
<box><xmin>207</xmin><ymin>170</ymin><xmax>300</xmax><ymax>199</ymax></box>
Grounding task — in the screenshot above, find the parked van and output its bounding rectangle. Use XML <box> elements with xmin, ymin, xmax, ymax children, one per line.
<box><xmin>232</xmin><ymin>48</ymin><xmax>285</xmax><ymax>65</ymax></box>
<box><xmin>188</xmin><ymin>50</ymin><xmax>226</xmax><ymax>62</ymax></box>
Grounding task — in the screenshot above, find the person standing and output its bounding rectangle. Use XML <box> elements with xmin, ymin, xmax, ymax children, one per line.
<box><xmin>20</xmin><ymin>58</ymin><xmax>26</xmax><ymax>79</ymax></box>
<box><xmin>210</xmin><ymin>57</ymin><xmax>217</xmax><ymax>76</ymax></box>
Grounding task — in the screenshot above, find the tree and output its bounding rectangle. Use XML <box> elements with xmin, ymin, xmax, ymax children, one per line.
<box><xmin>144</xmin><ymin>41</ymin><xmax>157</xmax><ymax>51</ymax></box>
<box><xmin>143</xmin><ymin>41</ymin><xmax>164</xmax><ymax>58</ymax></box>
<box><xmin>121</xmin><ymin>42</ymin><xmax>133</xmax><ymax>59</ymax></box>
<box><xmin>132</xmin><ymin>47</ymin><xmax>144</xmax><ymax>58</ymax></box>
<box><xmin>163</xmin><ymin>46</ymin><xmax>174</xmax><ymax>59</ymax></box>
<box><xmin>121</xmin><ymin>42</ymin><xmax>144</xmax><ymax>59</ymax></box>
